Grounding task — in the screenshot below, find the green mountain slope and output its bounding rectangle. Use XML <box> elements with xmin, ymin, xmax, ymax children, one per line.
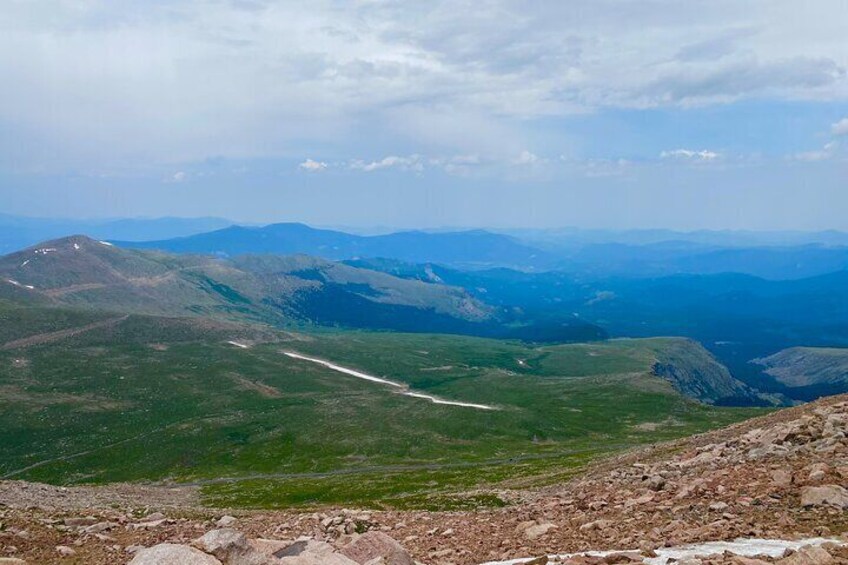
<box><xmin>0</xmin><ymin>236</ymin><xmax>603</xmax><ymax>341</ymax></box>
<box><xmin>0</xmin><ymin>303</ymin><xmax>762</xmax><ymax>508</ymax></box>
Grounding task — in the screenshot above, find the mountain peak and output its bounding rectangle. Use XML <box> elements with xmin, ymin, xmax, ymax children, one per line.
<box><xmin>6</xmin><ymin>234</ymin><xmax>118</xmax><ymax>263</ymax></box>
<box><xmin>23</xmin><ymin>233</ymin><xmax>109</xmax><ymax>249</ymax></box>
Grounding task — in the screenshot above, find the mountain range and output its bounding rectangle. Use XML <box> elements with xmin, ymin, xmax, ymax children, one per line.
<box><xmin>0</xmin><ymin>235</ymin><xmax>602</xmax><ymax>342</ymax></box>
<box><xmin>120</xmin><ymin>221</ymin><xmax>848</xmax><ymax>279</ymax></box>
<box><xmin>5</xmin><ymin>215</ymin><xmax>848</xmax><ymax>279</ymax></box>
<box><xmin>119</xmin><ymin>223</ymin><xmax>549</xmax><ymax>268</ymax></box>
<box><xmin>5</xmin><ymin>228</ymin><xmax>848</xmax><ymax>403</ymax></box>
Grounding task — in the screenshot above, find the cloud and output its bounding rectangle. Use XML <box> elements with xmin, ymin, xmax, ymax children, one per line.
<box><xmin>350</xmin><ymin>155</ymin><xmax>425</xmax><ymax>173</ymax></box>
<box><xmin>832</xmin><ymin>118</ymin><xmax>848</xmax><ymax>136</ymax></box>
<box><xmin>660</xmin><ymin>149</ymin><xmax>720</xmax><ymax>161</ymax></box>
<box><xmin>2</xmin><ymin>1</ymin><xmax>846</xmax><ymax>171</ymax></box>
<box><xmin>513</xmin><ymin>150</ymin><xmax>543</xmax><ymax>166</ymax></box>
<box><xmin>794</xmin><ymin>141</ymin><xmax>839</xmax><ymax>162</ymax></box>
<box><xmin>298</xmin><ymin>158</ymin><xmax>328</xmax><ymax>172</ymax></box>
<box><xmin>170</xmin><ymin>171</ymin><xmax>188</xmax><ymax>183</ymax></box>
<box><xmin>641</xmin><ymin>57</ymin><xmax>844</xmax><ymax>107</ymax></box>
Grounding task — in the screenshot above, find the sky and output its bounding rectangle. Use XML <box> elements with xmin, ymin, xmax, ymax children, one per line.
<box><xmin>1</xmin><ymin>0</ymin><xmax>847</xmax><ymax>230</ymax></box>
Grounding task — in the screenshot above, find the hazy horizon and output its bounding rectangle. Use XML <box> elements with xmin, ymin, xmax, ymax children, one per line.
<box><xmin>7</xmin><ymin>211</ymin><xmax>848</xmax><ymax>238</ymax></box>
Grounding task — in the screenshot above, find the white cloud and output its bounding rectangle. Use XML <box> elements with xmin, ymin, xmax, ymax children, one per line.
<box><xmin>350</xmin><ymin>155</ymin><xmax>425</xmax><ymax>173</ymax></box>
<box><xmin>832</xmin><ymin>118</ymin><xmax>848</xmax><ymax>136</ymax></box>
<box><xmin>794</xmin><ymin>141</ymin><xmax>839</xmax><ymax>162</ymax></box>
<box><xmin>513</xmin><ymin>150</ymin><xmax>543</xmax><ymax>165</ymax></box>
<box><xmin>1</xmin><ymin>1</ymin><xmax>846</xmax><ymax>170</ymax></box>
<box><xmin>660</xmin><ymin>149</ymin><xmax>720</xmax><ymax>161</ymax></box>
<box><xmin>170</xmin><ymin>171</ymin><xmax>187</xmax><ymax>182</ymax></box>
<box><xmin>298</xmin><ymin>158</ymin><xmax>328</xmax><ymax>172</ymax></box>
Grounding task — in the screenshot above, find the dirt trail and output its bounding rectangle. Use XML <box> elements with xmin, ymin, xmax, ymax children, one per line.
<box><xmin>43</xmin><ymin>282</ymin><xmax>108</xmax><ymax>297</ymax></box>
<box><xmin>0</xmin><ymin>315</ymin><xmax>129</xmax><ymax>350</ymax></box>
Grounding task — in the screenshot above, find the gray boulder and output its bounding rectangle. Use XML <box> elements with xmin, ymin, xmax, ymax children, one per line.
<box><xmin>800</xmin><ymin>484</ymin><xmax>848</xmax><ymax>508</ymax></box>
<box><xmin>277</xmin><ymin>538</ymin><xmax>358</xmax><ymax>565</ymax></box>
<box><xmin>194</xmin><ymin>529</ymin><xmax>273</xmax><ymax>565</ymax></box>
<box><xmin>340</xmin><ymin>532</ymin><xmax>414</xmax><ymax>565</ymax></box>
<box><xmin>129</xmin><ymin>544</ymin><xmax>222</xmax><ymax>565</ymax></box>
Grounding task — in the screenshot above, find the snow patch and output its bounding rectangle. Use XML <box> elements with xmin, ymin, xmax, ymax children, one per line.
<box><xmin>284</xmin><ymin>352</ymin><xmax>405</xmax><ymax>387</ymax></box>
<box><xmin>34</xmin><ymin>248</ymin><xmax>57</xmax><ymax>255</ymax></box>
<box><xmin>480</xmin><ymin>537</ymin><xmax>844</xmax><ymax>565</ymax></box>
<box><xmin>20</xmin><ymin>260</ymin><xmax>30</xmax><ymax>267</ymax></box>
<box><xmin>5</xmin><ymin>279</ymin><xmax>35</xmax><ymax>290</ymax></box>
<box><xmin>73</xmin><ymin>243</ymin><xmax>80</xmax><ymax>250</ymax></box>
<box><xmin>401</xmin><ymin>390</ymin><xmax>496</xmax><ymax>410</ymax></box>
<box><xmin>645</xmin><ymin>538</ymin><xmax>843</xmax><ymax>565</ymax></box>
<box><xmin>283</xmin><ymin>351</ymin><xmax>498</xmax><ymax>410</ymax></box>
<box><xmin>99</xmin><ymin>241</ymin><xmax>114</xmax><ymax>246</ymax></box>
<box><xmin>227</xmin><ymin>341</ymin><xmax>250</xmax><ymax>349</ymax></box>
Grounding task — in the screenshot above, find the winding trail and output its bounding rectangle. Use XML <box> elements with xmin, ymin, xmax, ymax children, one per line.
<box><xmin>283</xmin><ymin>351</ymin><xmax>498</xmax><ymax>411</ymax></box>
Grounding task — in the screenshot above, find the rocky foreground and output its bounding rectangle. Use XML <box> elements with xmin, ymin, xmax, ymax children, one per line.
<box><xmin>3</xmin><ymin>395</ymin><xmax>848</xmax><ymax>564</ymax></box>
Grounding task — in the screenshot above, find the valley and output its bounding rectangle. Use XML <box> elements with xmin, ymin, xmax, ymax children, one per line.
<box><xmin>0</xmin><ymin>298</ymin><xmax>760</xmax><ymax>509</ymax></box>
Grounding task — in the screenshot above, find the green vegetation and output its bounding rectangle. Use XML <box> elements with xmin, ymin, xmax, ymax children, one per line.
<box><xmin>0</xmin><ymin>236</ymin><xmax>603</xmax><ymax>341</ymax></box>
<box><xmin>0</xmin><ymin>303</ymin><xmax>764</xmax><ymax>509</ymax></box>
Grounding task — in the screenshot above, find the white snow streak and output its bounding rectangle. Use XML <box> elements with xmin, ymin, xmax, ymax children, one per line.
<box><xmin>5</xmin><ymin>279</ymin><xmax>35</xmax><ymax>290</ymax></box>
<box><xmin>283</xmin><ymin>351</ymin><xmax>498</xmax><ymax>410</ymax></box>
<box><xmin>227</xmin><ymin>341</ymin><xmax>250</xmax><ymax>349</ymax></box>
<box><xmin>99</xmin><ymin>241</ymin><xmax>114</xmax><ymax>246</ymax></box>
<box><xmin>401</xmin><ymin>390</ymin><xmax>497</xmax><ymax>411</ymax></box>
<box><xmin>480</xmin><ymin>538</ymin><xmax>844</xmax><ymax>565</ymax></box>
<box><xmin>645</xmin><ymin>538</ymin><xmax>843</xmax><ymax>565</ymax></box>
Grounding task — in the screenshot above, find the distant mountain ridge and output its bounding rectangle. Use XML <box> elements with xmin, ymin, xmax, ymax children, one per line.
<box><xmin>345</xmin><ymin>256</ymin><xmax>848</xmax><ymax>403</ymax></box>
<box><xmin>0</xmin><ymin>235</ymin><xmax>603</xmax><ymax>342</ymax></box>
<box><xmin>119</xmin><ymin>222</ymin><xmax>550</xmax><ymax>268</ymax></box>
<box><xmin>754</xmin><ymin>347</ymin><xmax>848</xmax><ymax>400</ymax></box>
<box><xmin>558</xmin><ymin>242</ymin><xmax>848</xmax><ymax>280</ymax></box>
<box><xmin>118</xmin><ymin>221</ymin><xmax>848</xmax><ymax>279</ymax></box>
<box><xmin>6</xmin><ymin>216</ymin><xmax>848</xmax><ymax>278</ymax></box>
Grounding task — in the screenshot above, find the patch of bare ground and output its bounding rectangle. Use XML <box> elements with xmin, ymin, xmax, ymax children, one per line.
<box><xmin>0</xmin><ymin>316</ymin><xmax>129</xmax><ymax>351</ymax></box>
<box><xmin>0</xmin><ymin>386</ymin><xmax>130</xmax><ymax>412</ymax></box>
<box><xmin>43</xmin><ymin>283</ymin><xmax>108</xmax><ymax>297</ymax></box>
<box><xmin>228</xmin><ymin>373</ymin><xmax>283</xmax><ymax>398</ymax></box>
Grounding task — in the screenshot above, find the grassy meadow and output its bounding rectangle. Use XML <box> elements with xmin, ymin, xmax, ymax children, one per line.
<box><xmin>0</xmin><ymin>302</ymin><xmax>764</xmax><ymax>509</ymax></box>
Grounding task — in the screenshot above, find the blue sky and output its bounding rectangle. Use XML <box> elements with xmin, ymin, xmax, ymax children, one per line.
<box><xmin>1</xmin><ymin>1</ymin><xmax>847</xmax><ymax>230</ymax></box>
